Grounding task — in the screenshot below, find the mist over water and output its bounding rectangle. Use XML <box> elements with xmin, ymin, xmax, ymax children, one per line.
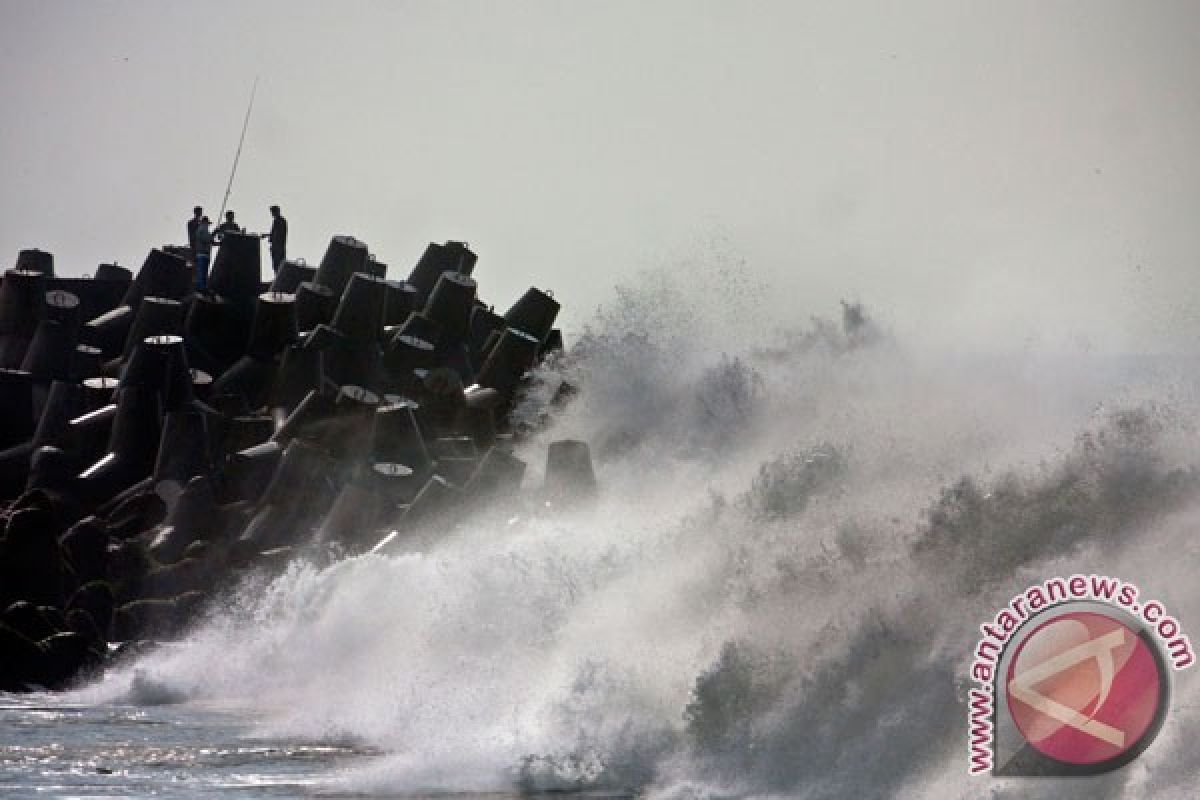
<box><xmin>74</xmin><ymin>261</ymin><xmax>1200</xmax><ymax>798</ymax></box>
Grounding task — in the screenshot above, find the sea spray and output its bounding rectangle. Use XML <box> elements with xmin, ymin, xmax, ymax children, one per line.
<box><xmin>74</xmin><ymin>264</ymin><xmax>1200</xmax><ymax>798</ymax></box>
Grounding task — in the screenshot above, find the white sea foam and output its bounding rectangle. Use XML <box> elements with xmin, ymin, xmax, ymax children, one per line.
<box><xmin>77</xmin><ymin>263</ymin><xmax>1200</xmax><ymax>798</ymax></box>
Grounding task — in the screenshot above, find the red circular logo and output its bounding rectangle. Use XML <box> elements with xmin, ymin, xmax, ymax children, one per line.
<box><xmin>1005</xmin><ymin>611</ymin><xmax>1163</xmax><ymax>765</ymax></box>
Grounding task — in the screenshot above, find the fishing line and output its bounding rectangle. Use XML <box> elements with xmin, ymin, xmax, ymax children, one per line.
<box><xmin>218</xmin><ymin>75</ymin><xmax>259</xmax><ymax>221</ymax></box>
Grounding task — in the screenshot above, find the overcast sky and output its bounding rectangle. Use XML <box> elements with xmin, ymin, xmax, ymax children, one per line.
<box><xmin>2</xmin><ymin>1</ymin><xmax>1199</xmax><ymax>353</ymax></box>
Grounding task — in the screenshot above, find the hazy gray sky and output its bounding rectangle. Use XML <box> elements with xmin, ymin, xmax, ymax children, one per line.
<box><xmin>2</xmin><ymin>1</ymin><xmax>1199</xmax><ymax>353</ymax></box>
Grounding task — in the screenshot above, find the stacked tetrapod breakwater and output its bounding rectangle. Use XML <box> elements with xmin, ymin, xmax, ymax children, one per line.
<box><xmin>0</xmin><ymin>237</ymin><xmax>595</xmax><ymax>691</ymax></box>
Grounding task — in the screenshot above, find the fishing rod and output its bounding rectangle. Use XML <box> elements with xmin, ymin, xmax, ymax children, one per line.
<box><xmin>218</xmin><ymin>75</ymin><xmax>258</xmax><ymax>221</ymax></box>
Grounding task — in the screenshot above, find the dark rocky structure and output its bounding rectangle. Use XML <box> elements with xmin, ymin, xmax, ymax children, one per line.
<box><xmin>0</xmin><ymin>236</ymin><xmax>588</xmax><ymax>691</ymax></box>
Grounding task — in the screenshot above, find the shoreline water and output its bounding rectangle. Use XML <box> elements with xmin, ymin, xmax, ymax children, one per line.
<box><xmin>1</xmin><ymin>691</ymin><xmax>376</xmax><ymax>798</ymax></box>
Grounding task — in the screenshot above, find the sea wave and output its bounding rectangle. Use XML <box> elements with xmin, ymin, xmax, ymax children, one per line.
<box><xmin>74</xmin><ymin>263</ymin><xmax>1200</xmax><ymax>798</ymax></box>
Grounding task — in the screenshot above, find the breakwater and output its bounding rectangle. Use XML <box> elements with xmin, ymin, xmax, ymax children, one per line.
<box><xmin>0</xmin><ymin>237</ymin><xmax>591</xmax><ymax>691</ymax></box>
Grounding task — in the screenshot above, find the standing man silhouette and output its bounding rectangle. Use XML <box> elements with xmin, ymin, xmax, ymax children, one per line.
<box><xmin>262</xmin><ymin>205</ymin><xmax>287</xmax><ymax>272</ymax></box>
<box><xmin>194</xmin><ymin>216</ymin><xmax>214</xmax><ymax>291</ymax></box>
<box><xmin>187</xmin><ymin>206</ymin><xmax>203</xmax><ymax>261</ymax></box>
<box><xmin>215</xmin><ymin>210</ymin><xmax>240</xmax><ymax>242</ymax></box>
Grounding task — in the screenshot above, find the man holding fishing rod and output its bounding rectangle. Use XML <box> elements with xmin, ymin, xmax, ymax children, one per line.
<box><xmin>214</xmin><ymin>210</ymin><xmax>241</xmax><ymax>241</ymax></box>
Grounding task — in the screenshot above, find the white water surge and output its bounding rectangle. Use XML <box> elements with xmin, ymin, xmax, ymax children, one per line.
<box><xmin>73</xmin><ymin>264</ymin><xmax>1200</xmax><ymax>799</ymax></box>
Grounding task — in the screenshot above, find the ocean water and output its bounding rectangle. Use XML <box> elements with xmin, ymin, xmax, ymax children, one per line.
<box><xmin>0</xmin><ymin>692</ymin><xmax>376</xmax><ymax>797</ymax></box>
<box><xmin>5</xmin><ymin>267</ymin><xmax>1200</xmax><ymax>798</ymax></box>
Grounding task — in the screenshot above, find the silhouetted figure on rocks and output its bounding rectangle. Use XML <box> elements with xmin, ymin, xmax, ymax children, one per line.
<box><xmin>262</xmin><ymin>205</ymin><xmax>287</xmax><ymax>272</ymax></box>
<box><xmin>187</xmin><ymin>206</ymin><xmax>203</xmax><ymax>261</ymax></box>
<box><xmin>215</xmin><ymin>210</ymin><xmax>240</xmax><ymax>242</ymax></box>
<box><xmin>194</xmin><ymin>217</ymin><xmax>213</xmax><ymax>290</ymax></box>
